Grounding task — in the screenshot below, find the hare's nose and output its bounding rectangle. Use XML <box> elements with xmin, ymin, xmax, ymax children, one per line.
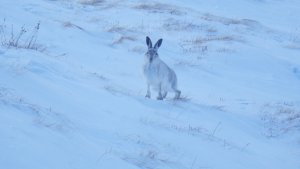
<box><xmin>149</xmin><ymin>55</ymin><xmax>153</xmax><ymax>62</ymax></box>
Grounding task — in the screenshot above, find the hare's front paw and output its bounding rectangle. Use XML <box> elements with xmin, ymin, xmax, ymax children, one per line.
<box><xmin>145</xmin><ymin>94</ymin><xmax>150</xmax><ymax>98</ymax></box>
<box><xmin>157</xmin><ymin>96</ymin><xmax>163</xmax><ymax>100</ymax></box>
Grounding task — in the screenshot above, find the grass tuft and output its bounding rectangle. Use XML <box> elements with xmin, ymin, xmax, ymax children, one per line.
<box><xmin>0</xmin><ymin>19</ymin><xmax>45</xmax><ymax>52</ymax></box>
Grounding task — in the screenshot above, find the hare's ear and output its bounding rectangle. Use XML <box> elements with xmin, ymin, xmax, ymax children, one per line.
<box><xmin>154</xmin><ymin>39</ymin><xmax>163</xmax><ymax>50</ymax></box>
<box><xmin>146</xmin><ymin>36</ymin><xmax>152</xmax><ymax>49</ymax></box>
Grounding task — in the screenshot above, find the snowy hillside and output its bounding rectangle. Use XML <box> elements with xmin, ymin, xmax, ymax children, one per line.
<box><xmin>1</xmin><ymin>0</ymin><xmax>300</xmax><ymax>169</ymax></box>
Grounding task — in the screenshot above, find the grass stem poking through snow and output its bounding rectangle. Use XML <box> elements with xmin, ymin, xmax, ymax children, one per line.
<box><xmin>0</xmin><ymin>20</ymin><xmax>45</xmax><ymax>51</ymax></box>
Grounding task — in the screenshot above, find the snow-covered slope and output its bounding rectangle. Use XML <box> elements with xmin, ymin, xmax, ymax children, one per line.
<box><xmin>1</xmin><ymin>0</ymin><xmax>300</xmax><ymax>169</ymax></box>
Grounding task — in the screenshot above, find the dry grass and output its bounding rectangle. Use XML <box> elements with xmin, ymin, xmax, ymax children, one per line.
<box><xmin>201</xmin><ymin>13</ymin><xmax>259</xmax><ymax>27</ymax></box>
<box><xmin>62</xmin><ymin>21</ymin><xmax>85</xmax><ymax>31</ymax></box>
<box><xmin>206</xmin><ymin>28</ymin><xmax>218</xmax><ymax>33</ymax></box>
<box><xmin>261</xmin><ymin>102</ymin><xmax>300</xmax><ymax>138</ymax></box>
<box><xmin>79</xmin><ymin>0</ymin><xmax>105</xmax><ymax>6</ymax></box>
<box><xmin>105</xmin><ymin>23</ymin><xmax>136</xmax><ymax>34</ymax></box>
<box><xmin>134</xmin><ymin>3</ymin><xmax>185</xmax><ymax>16</ymax></box>
<box><xmin>163</xmin><ymin>18</ymin><xmax>205</xmax><ymax>32</ymax></box>
<box><xmin>79</xmin><ymin>0</ymin><xmax>120</xmax><ymax>10</ymax></box>
<box><xmin>105</xmin><ymin>23</ymin><xmax>138</xmax><ymax>46</ymax></box>
<box><xmin>216</xmin><ymin>48</ymin><xmax>235</xmax><ymax>53</ymax></box>
<box><xmin>111</xmin><ymin>36</ymin><xmax>136</xmax><ymax>45</ymax></box>
<box><xmin>170</xmin><ymin>94</ymin><xmax>191</xmax><ymax>103</ymax></box>
<box><xmin>175</xmin><ymin>61</ymin><xmax>201</xmax><ymax>68</ymax></box>
<box><xmin>180</xmin><ymin>35</ymin><xmax>241</xmax><ymax>54</ymax></box>
<box><xmin>191</xmin><ymin>36</ymin><xmax>236</xmax><ymax>44</ymax></box>
<box><xmin>107</xmin><ymin>25</ymin><xmax>125</xmax><ymax>33</ymax></box>
<box><xmin>179</xmin><ymin>42</ymin><xmax>208</xmax><ymax>54</ymax></box>
<box><xmin>140</xmin><ymin>117</ymin><xmax>243</xmax><ymax>151</ymax></box>
<box><xmin>0</xmin><ymin>20</ymin><xmax>45</xmax><ymax>52</ymax></box>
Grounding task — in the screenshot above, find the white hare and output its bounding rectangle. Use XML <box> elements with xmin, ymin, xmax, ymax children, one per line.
<box><xmin>143</xmin><ymin>36</ymin><xmax>181</xmax><ymax>100</ymax></box>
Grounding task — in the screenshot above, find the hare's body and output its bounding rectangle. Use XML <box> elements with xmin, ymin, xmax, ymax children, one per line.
<box><xmin>143</xmin><ymin>58</ymin><xmax>178</xmax><ymax>92</ymax></box>
<box><xmin>143</xmin><ymin>36</ymin><xmax>181</xmax><ymax>100</ymax></box>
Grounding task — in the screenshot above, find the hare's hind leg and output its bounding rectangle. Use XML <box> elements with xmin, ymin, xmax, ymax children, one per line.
<box><xmin>157</xmin><ymin>94</ymin><xmax>163</xmax><ymax>100</ymax></box>
<box><xmin>162</xmin><ymin>91</ymin><xmax>168</xmax><ymax>99</ymax></box>
<box><xmin>145</xmin><ymin>83</ymin><xmax>151</xmax><ymax>98</ymax></box>
<box><xmin>175</xmin><ymin>90</ymin><xmax>181</xmax><ymax>99</ymax></box>
<box><xmin>172</xmin><ymin>88</ymin><xmax>181</xmax><ymax>99</ymax></box>
<box><xmin>157</xmin><ymin>83</ymin><xmax>164</xmax><ymax>100</ymax></box>
<box><xmin>171</xmin><ymin>82</ymin><xmax>181</xmax><ymax>99</ymax></box>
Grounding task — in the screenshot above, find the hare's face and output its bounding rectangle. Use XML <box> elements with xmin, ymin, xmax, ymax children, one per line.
<box><xmin>146</xmin><ymin>48</ymin><xmax>158</xmax><ymax>62</ymax></box>
<box><xmin>145</xmin><ymin>36</ymin><xmax>163</xmax><ymax>62</ymax></box>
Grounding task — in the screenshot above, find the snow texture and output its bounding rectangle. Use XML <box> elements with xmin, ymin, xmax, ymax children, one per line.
<box><xmin>1</xmin><ymin>0</ymin><xmax>300</xmax><ymax>169</ymax></box>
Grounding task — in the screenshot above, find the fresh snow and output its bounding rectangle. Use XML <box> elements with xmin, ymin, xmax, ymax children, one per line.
<box><xmin>0</xmin><ymin>0</ymin><xmax>300</xmax><ymax>169</ymax></box>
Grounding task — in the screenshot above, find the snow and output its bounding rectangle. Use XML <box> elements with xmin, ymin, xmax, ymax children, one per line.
<box><xmin>1</xmin><ymin>0</ymin><xmax>300</xmax><ymax>169</ymax></box>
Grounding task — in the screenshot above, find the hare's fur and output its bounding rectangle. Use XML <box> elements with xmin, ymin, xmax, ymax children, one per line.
<box><xmin>143</xmin><ymin>36</ymin><xmax>181</xmax><ymax>100</ymax></box>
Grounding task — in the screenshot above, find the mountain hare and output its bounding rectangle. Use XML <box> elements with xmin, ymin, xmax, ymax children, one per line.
<box><xmin>143</xmin><ymin>36</ymin><xmax>181</xmax><ymax>100</ymax></box>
